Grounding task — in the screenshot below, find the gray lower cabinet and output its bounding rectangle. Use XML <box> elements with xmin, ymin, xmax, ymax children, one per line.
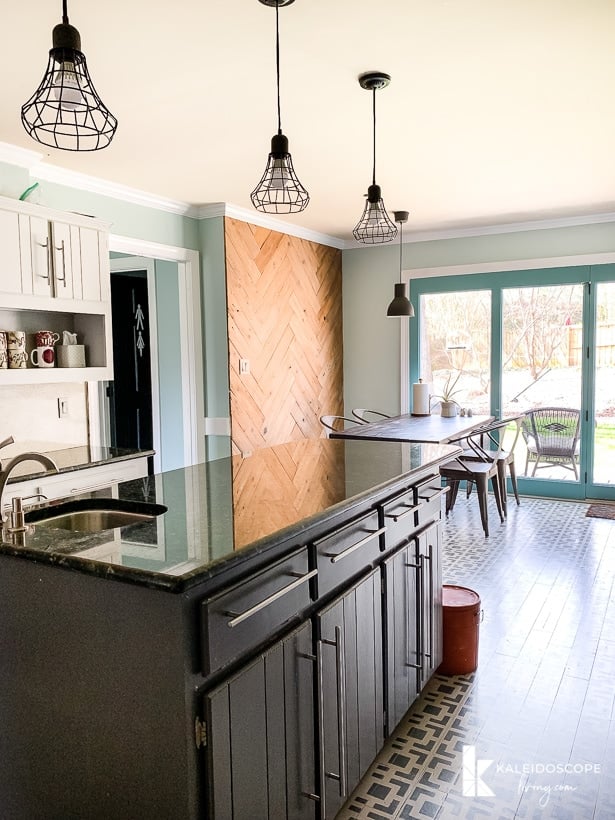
<box><xmin>317</xmin><ymin>568</ymin><xmax>383</xmax><ymax>819</ymax></box>
<box><xmin>417</xmin><ymin>522</ymin><xmax>443</xmax><ymax>691</ymax></box>
<box><xmin>384</xmin><ymin>521</ymin><xmax>443</xmax><ymax>735</ymax></box>
<box><xmin>383</xmin><ymin>539</ymin><xmax>419</xmax><ymax>734</ymax></box>
<box><xmin>204</xmin><ymin>620</ymin><xmax>316</xmax><ymax>820</ymax></box>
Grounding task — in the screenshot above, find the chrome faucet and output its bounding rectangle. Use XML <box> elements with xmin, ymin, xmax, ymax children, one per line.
<box><xmin>0</xmin><ymin>446</ymin><xmax>59</xmax><ymax>527</ymax></box>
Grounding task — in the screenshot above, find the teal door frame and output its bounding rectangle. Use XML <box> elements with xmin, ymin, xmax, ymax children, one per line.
<box><xmin>409</xmin><ymin>263</ymin><xmax>615</xmax><ymax>501</ymax></box>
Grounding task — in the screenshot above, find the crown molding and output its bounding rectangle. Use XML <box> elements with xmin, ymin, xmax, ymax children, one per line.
<box><xmin>0</xmin><ymin>141</ymin><xmax>43</xmax><ymax>168</ymax></box>
<box><xmin>31</xmin><ymin>163</ymin><xmax>199</xmax><ymax>217</ymax></box>
<box><xmin>4</xmin><ymin>141</ymin><xmax>615</xmax><ymax>247</ymax></box>
<box><xmin>198</xmin><ymin>202</ymin><xmax>345</xmax><ymax>249</ymax></box>
<box><xmin>345</xmin><ymin>210</ymin><xmax>615</xmax><ymax>249</ymax></box>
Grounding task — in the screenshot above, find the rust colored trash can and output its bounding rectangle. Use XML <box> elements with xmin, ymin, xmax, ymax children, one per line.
<box><xmin>439</xmin><ymin>585</ymin><xmax>481</xmax><ymax>675</ymax></box>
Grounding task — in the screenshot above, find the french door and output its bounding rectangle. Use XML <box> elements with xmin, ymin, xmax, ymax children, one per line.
<box><xmin>411</xmin><ymin>265</ymin><xmax>615</xmax><ymax>501</ymax></box>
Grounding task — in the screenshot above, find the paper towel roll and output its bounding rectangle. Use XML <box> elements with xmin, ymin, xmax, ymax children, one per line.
<box><xmin>412</xmin><ymin>381</ymin><xmax>430</xmax><ymax>415</ymax></box>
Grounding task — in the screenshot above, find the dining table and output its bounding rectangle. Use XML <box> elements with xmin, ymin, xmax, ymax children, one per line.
<box><xmin>328</xmin><ymin>413</ymin><xmax>494</xmax><ymax>444</ymax></box>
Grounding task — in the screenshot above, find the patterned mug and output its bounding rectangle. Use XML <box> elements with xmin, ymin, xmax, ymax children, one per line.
<box><xmin>0</xmin><ymin>331</ymin><xmax>7</xmax><ymax>352</ymax></box>
<box><xmin>0</xmin><ymin>348</ymin><xmax>7</xmax><ymax>369</ymax></box>
<box><xmin>7</xmin><ymin>330</ymin><xmax>26</xmax><ymax>351</ymax></box>
<box><xmin>8</xmin><ymin>349</ymin><xmax>27</xmax><ymax>369</ymax></box>
<box><xmin>35</xmin><ymin>330</ymin><xmax>60</xmax><ymax>348</ymax></box>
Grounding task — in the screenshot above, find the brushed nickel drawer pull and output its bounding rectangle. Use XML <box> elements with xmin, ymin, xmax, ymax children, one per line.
<box><xmin>323</xmin><ymin>526</ymin><xmax>387</xmax><ymax>563</ymax></box>
<box><xmin>385</xmin><ymin>502</ymin><xmax>419</xmax><ymax>522</ymax></box>
<box><xmin>225</xmin><ymin>568</ymin><xmax>317</xmax><ymax>628</ymax></box>
<box><xmin>418</xmin><ymin>486</ymin><xmax>448</xmax><ymax>502</ymax></box>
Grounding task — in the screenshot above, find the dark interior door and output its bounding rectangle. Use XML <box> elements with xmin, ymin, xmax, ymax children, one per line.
<box><xmin>109</xmin><ymin>271</ymin><xmax>153</xmax><ymax>452</ymax></box>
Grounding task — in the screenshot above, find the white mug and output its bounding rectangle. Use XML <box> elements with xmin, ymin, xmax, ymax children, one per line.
<box><xmin>30</xmin><ymin>346</ymin><xmax>56</xmax><ymax>368</ymax></box>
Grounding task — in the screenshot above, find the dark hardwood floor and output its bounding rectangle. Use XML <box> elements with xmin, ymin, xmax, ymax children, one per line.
<box><xmin>337</xmin><ymin>494</ymin><xmax>615</xmax><ymax>819</ymax></box>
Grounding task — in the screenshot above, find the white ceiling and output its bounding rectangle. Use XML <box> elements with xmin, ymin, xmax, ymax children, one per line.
<box><xmin>3</xmin><ymin>0</ymin><xmax>615</xmax><ymax>242</ymax></box>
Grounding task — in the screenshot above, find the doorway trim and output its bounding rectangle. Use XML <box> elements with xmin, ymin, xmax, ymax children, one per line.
<box><xmin>106</xmin><ymin>257</ymin><xmax>162</xmax><ymax>473</ymax></box>
<box><xmin>88</xmin><ymin>236</ymin><xmax>205</xmax><ymax>468</ymax></box>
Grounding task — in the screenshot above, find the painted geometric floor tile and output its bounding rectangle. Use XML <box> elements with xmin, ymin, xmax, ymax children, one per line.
<box><xmin>335</xmin><ymin>497</ymin><xmax>615</xmax><ymax>819</ymax></box>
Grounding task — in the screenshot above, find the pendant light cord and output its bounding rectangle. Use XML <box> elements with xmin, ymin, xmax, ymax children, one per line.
<box><xmin>372</xmin><ymin>88</ymin><xmax>377</xmax><ymax>186</ymax></box>
<box><xmin>62</xmin><ymin>0</ymin><xmax>69</xmax><ymax>24</ymax></box>
<box><xmin>275</xmin><ymin>1</ymin><xmax>282</xmax><ymax>135</ymax></box>
<box><xmin>399</xmin><ymin>220</ymin><xmax>403</xmax><ymax>283</ymax></box>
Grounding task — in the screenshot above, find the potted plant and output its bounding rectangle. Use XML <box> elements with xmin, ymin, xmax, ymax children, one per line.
<box><xmin>432</xmin><ymin>371</ymin><xmax>462</xmax><ymax>417</ymax></box>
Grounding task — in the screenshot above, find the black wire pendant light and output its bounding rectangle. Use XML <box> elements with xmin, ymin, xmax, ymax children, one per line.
<box><xmin>21</xmin><ymin>0</ymin><xmax>117</xmax><ymax>151</ymax></box>
<box><xmin>387</xmin><ymin>211</ymin><xmax>415</xmax><ymax>317</ymax></box>
<box><xmin>251</xmin><ymin>0</ymin><xmax>309</xmax><ymax>214</ymax></box>
<box><xmin>353</xmin><ymin>72</ymin><xmax>397</xmax><ymax>244</ymax></box>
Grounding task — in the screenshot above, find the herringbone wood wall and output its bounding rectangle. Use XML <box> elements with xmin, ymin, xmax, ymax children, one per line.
<box><xmin>225</xmin><ymin>218</ymin><xmax>343</xmax><ymax>454</ymax></box>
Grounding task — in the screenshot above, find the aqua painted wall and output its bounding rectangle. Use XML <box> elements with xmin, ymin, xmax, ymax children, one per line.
<box><xmin>342</xmin><ymin>222</ymin><xmax>615</xmax><ymax>417</ymax></box>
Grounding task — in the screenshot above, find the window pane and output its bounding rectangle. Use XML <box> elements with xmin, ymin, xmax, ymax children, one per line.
<box><xmin>592</xmin><ymin>282</ymin><xmax>615</xmax><ymax>485</ymax></box>
<box><xmin>501</xmin><ymin>285</ymin><xmax>583</xmax><ymax>481</ymax></box>
<box><xmin>419</xmin><ymin>291</ymin><xmax>491</xmax><ymax>414</ymax></box>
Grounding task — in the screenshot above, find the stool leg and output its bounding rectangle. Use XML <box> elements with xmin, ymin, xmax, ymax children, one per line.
<box><xmin>496</xmin><ymin>459</ymin><xmax>507</xmax><ymax>518</ymax></box>
<box><xmin>475</xmin><ymin>474</ymin><xmax>489</xmax><ymax>537</ymax></box>
<box><xmin>509</xmin><ymin>460</ymin><xmax>520</xmax><ymax>506</ymax></box>
<box><xmin>491</xmin><ymin>474</ymin><xmax>504</xmax><ymax>523</ymax></box>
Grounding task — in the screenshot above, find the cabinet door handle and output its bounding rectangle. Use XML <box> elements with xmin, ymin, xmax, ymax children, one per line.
<box><xmin>55</xmin><ymin>239</ymin><xmax>67</xmax><ymax>286</ymax></box>
<box><xmin>318</xmin><ymin>626</ymin><xmax>347</xmax><ymax>802</ymax></box>
<box><xmin>316</xmin><ymin>640</ymin><xmax>327</xmax><ymax>820</ymax></box>
<box><xmin>323</xmin><ymin>526</ymin><xmax>386</xmax><ymax>563</ymax></box>
<box><xmin>385</xmin><ymin>502</ymin><xmax>419</xmax><ymax>522</ymax></box>
<box><xmin>334</xmin><ymin>625</ymin><xmax>347</xmax><ymax>799</ymax></box>
<box><xmin>404</xmin><ymin>557</ymin><xmax>422</xmax><ymax>670</ymax></box>
<box><xmin>36</xmin><ymin>238</ymin><xmax>51</xmax><ymax>282</ymax></box>
<box><xmin>225</xmin><ymin>568</ymin><xmax>317</xmax><ymax>628</ymax></box>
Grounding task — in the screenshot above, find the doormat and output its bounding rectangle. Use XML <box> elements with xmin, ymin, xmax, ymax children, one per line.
<box><xmin>586</xmin><ymin>504</ymin><xmax>615</xmax><ymax>520</ymax></box>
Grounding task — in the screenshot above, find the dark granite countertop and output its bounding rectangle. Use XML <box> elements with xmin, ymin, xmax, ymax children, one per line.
<box><xmin>6</xmin><ymin>446</ymin><xmax>153</xmax><ymax>483</ymax></box>
<box><xmin>0</xmin><ymin>438</ymin><xmax>459</xmax><ymax>592</ymax></box>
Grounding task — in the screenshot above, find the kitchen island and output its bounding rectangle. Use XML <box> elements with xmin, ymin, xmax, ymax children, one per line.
<box><xmin>0</xmin><ymin>437</ymin><xmax>460</xmax><ymax>820</ymax></box>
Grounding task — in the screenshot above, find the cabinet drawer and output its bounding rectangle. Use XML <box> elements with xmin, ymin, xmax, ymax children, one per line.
<box><xmin>416</xmin><ymin>478</ymin><xmax>447</xmax><ymax>528</ymax></box>
<box><xmin>201</xmin><ymin>548</ymin><xmax>314</xmax><ymax>676</ymax></box>
<box><xmin>314</xmin><ymin>510</ymin><xmax>383</xmax><ymax>598</ymax></box>
<box><xmin>382</xmin><ymin>487</ymin><xmax>419</xmax><ymax>549</ymax></box>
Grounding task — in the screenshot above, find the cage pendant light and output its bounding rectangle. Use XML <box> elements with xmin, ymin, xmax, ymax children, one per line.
<box><xmin>21</xmin><ymin>0</ymin><xmax>117</xmax><ymax>151</ymax></box>
<box><xmin>251</xmin><ymin>0</ymin><xmax>309</xmax><ymax>214</ymax></box>
<box><xmin>387</xmin><ymin>211</ymin><xmax>415</xmax><ymax>317</ymax></box>
<box><xmin>353</xmin><ymin>72</ymin><xmax>397</xmax><ymax>244</ymax></box>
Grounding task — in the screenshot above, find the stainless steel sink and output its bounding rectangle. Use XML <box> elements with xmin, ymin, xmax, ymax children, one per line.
<box><xmin>25</xmin><ymin>498</ymin><xmax>167</xmax><ymax>533</ymax></box>
<box><xmin>34</xmin><ymin>509</ymin><xmax>156</xmax><ymax>532</ymax></box>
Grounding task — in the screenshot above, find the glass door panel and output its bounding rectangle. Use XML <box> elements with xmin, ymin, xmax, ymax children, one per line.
<box><xmin>501</xmin><ymin>285</ymin><xmax>584</xmax><ymax>483</ymax></box>
<box><xmin>591</xmin><ymin>281</ymin><xmax>615</xmax><ymax>486</ymax></box>
<box><xmin>419</xmin><ymin>291</ymin><xmax>491</xmax><ymax>414</ymax></box>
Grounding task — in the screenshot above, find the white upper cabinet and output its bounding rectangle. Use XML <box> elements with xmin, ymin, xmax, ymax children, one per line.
<box><xmin>29</xmin><ymin>216</ymin><xmax>75</xmax><ymax>300</ymax></box>
<box><xmin>0</xmin><ymin>208</ymin><xmax>28</xmax><ymax>296</ymax></box>
<box><xmin>0</xmin><ymin>195</ymin><xmax>113</xmax><ymax>383</ymax></box>
<box><xmin>0</xmin><ymin>195</ymin><xmax>110</xmax><ymax>312</ymax></box>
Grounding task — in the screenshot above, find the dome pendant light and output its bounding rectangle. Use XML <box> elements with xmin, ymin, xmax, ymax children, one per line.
<box><xmin>251</xmin><ymin>0</ymin><xmax>309</xmax><ymax>214</ymax></box>
<box><xmin>21</xmin><ymin>0</ymin><xmax>117</xmax><ymax>151</ymax></box>
<box><xmin>387</xmin><ymin>211</ymin><xmax>415</xmax><ymax>318</ymax></box>
<box><xmin>353</xmin><ymin>72</ymin><xmax>397</xmax><ymax>244</ymax></box>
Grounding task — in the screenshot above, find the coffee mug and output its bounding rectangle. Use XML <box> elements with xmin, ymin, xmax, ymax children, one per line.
<box><xmin>0</xmin><ymin>331</ymin><xmax>7</xmax><ymax>352</ymax></box>
<box><xmin>35</xmin><ymin>330</ymin><xmax>60</xmax><ymax>348</ymax></box>
<box><xmin>0</xmin><ymin>348</ymin><xmax>7</xmax><ymax>369</ymax></box>
<box><xmin>7</xmin><ymin>330</ymin><xmax>26</xmax><ymax>351</ymax></box>
<box><xmin>8</xmin><ymin>349</ymin><xmax>27</xmax><ymax>369</ymax></box>
<box><xmin>30</xmin><ymin>346</ymin><xmax>56</xmax><ymax>368</ymax></box>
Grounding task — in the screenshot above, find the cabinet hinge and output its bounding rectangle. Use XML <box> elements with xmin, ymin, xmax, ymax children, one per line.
<box><xmin>195</xmin><ymin>716</ymin><xmax>207</xmax><ymax>749</ymax></box>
